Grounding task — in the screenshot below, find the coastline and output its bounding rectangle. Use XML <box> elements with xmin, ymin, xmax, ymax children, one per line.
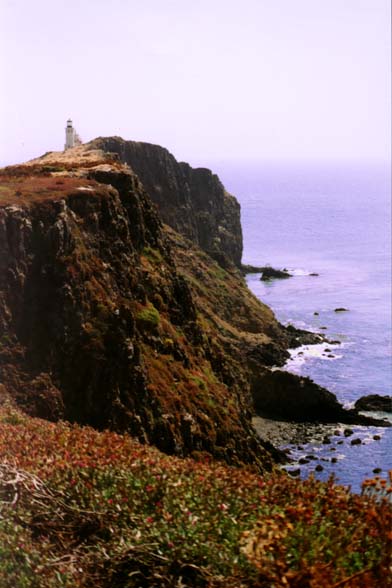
<box><xmin>253</xmin><ymin>415</ymin><xmax>339</xmax><ymax>447</ymax></box>
<box><xmin>248</xmin><ymin>288</ymin><xmax>392</xmax><ymax>491</ymax></box>
<box><xmin>253</xmin><ymin>412</ymin><xmax>392</xmax><ymax>493</ymax></box>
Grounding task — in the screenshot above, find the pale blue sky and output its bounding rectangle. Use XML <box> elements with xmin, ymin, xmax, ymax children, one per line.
<box><xmin>0</xmin><ymin>0</ymin><xmax>390</xmax><ymax>167</ymax></box>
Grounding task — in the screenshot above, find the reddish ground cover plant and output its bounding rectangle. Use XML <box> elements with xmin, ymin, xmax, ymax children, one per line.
<box><xmin>0</xmin><ymin>404</ymin><xmax>390</xmax><ymax>587</ymax></box>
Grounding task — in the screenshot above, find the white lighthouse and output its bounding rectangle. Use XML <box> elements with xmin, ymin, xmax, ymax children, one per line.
<box><xmin>64</xmin><ymin>119</ymin><xmax>82</xmax><ymax>150</ymax></box>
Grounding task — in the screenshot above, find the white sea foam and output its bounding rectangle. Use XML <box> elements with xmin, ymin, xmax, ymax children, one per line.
<box><xmin>359</xmin><ymin>411</ymin><xmax>392</xmax><ymax>424</ymax></box>
<box><xmin>361</xmin><ymin>437</ymin><xmax>374</xmax><ymax>445</ymax></box>
<box><xmin>285</xmin><ymin>342</ymin><xmax>343</xmax><ymax>370</ymax></box>
<box><xmin>334</xmin><ymin>453</ymin><xmax>346</xmax><ymax>461</ymax></box>
<box><xmin>287</xmin><ymin>268</ymin><xmax>318</xmax><ymax>277</ymax></box>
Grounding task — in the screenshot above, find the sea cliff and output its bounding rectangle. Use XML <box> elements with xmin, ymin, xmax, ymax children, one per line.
<box><xmin>0</xmin><ymin>144</ymin><xmax>284</xmax><ymax>471</ymax></box>
<box><xmin>89</xmin><ymin>137</ymin><xmax>243</xmax><ymax>268</ymax></box>
<box><xmin>0</xmin><ymin>140</ymin><xmax>385</xmax><ymax>474</ymax></box>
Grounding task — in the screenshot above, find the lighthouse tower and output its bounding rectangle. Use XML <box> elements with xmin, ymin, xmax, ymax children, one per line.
<box><xmin>64</xmin><ymin>119</ymin><xmax>82</xmax><ymax>150</ymax></box>
<box><xmin>65</xmin><ymin>119</ymin><xmax>75</xmax><ymax>150</ymax></box>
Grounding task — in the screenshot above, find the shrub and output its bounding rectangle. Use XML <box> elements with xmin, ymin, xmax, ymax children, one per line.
<box><xmin>142</xmin><ymin>247</ymin><xmax>163</xmax><ymax>265</ymax></box>
<box><xmin>0</xmin><ymin>406</ymin><xmax>390</xmax><ymax>587</ymax></box>
<box><xmin>136</xmin><ymin>303</ymin><xmax>160</xmax><ymax>332</ymax></box>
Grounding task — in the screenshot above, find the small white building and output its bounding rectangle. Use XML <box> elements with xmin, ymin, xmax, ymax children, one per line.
<box><xmin>64</xmin><ymin>119</ymin><xmax>82</xmax><ymax>150</ymax></box>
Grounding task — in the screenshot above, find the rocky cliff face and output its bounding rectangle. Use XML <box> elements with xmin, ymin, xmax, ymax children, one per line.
<box><xmin>2</xmin><ymin>141</ymin><xmax>379</xmax><ymax>476</ymax></box>
<box><xmin>0</xmin><ymin>145</ymin><xmax>291</xmax><ymax>471</ymax></box>
<box><xmin>89</xmin><ymin>138</ymin><xmax>243</xmax><ymax>268</ymax></box>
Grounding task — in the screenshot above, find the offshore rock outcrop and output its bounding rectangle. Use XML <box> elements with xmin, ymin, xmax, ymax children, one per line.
<box><xmin>253</xmin><ymin>371</ymin><xmax>390</xmax><ymax>426</ymax></box>
<box><xmin>355</xmin><ymin>394</ymin><xmax>392</xmax><ymax>413</ymax></box>
<box><xmin>89</xmin><ymin>137</ymin><xmax>243</xmax><ymax>268</ymax></box>
<box><xmin>259</xmin><ymin>267</ymin><xmax>292</xmax><ymax>280</ymax></box>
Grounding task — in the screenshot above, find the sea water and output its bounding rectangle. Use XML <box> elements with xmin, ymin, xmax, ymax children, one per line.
<box><xmin>215</xmin><ymin>161</ymin><xmax>391</xmax><ymax>492</ymax></box>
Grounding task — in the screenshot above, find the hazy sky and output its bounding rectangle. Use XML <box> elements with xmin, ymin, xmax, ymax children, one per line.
<box><xmin>0</xmin><ymin>0</ymin><xmax>390</xmax><ymax>167</ymax></box>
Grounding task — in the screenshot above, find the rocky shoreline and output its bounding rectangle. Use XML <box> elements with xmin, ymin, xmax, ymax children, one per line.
<box><xmin>254</xmin><ymin>414</ymin><xmax>391</xmax><ymax>448</ymax></box>
<box><xmin>254</xmin><ymin>413</ymin><xmax>392</xmax><ymax>488</ymax></box>
<box><xmin>253</xmin><ymin>415</ymin><xmax>329</xmax><ymax>447</ymax></box>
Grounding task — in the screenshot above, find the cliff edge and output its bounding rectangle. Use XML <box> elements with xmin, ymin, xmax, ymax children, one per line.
<box><xmin>89</xmin><ymin>137</ymin><xmax>243</xmax><ymax>268</ymax></box>
<box><xmin>1</xmin><ymin>140</ymin><xmax>382</xmax><ymax>475</ymax></box>
<box><xmin>0</xmin><ymin>143</ymin><xmax>290</xmax><ymax>471</ymax></box>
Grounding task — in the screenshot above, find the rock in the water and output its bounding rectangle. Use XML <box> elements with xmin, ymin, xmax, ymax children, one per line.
<box><xmin>241</xmin><ymin>264</ymin><xmax>265</xmax><ymax>274</ymax></box>
<box><xmin>260</xmin><ymin>266</ymin><xmax>291</xmax><ymax>280</ymax></box>
<box><xmin>288</xmin><ymin>468</ymin><xmax>301</xmax><ymax>477</ymax></box>
<box><xmin>344</xmin><ymin>429</ymin><xmax>354</xmax><ymax>437</ymax></box>
<box><xmin>334</xmin><ymin>307</ymin><xmax>349</xmax><ymax>312</ymax></box>
<box><xmin>252</xmin><ymin>370</ymin><xmax>391</xmax><ymax>426</ymax></box>
<box><xmin>355</xmin><ymin>394</ymin><xmax>392</xmax><ymax>413</ymax></box>
<box><xmin>284</xmin><ymin>324</ymin><xmax>324</xmax><ymax>347</ymax></box>
<box><xmin>351</xmin><ymin>438</ymin><xmax>362</xmax><ymax>445</ymax></box>
<box><xmin>315</xmin><ymin>464</ymin><xmax>324</xmax><ymax>472</ymax></box>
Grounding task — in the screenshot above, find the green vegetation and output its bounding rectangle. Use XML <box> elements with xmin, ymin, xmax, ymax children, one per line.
<box><xmin>0</xmin><ymin>334</ymin><xmax>13</xmax><ymax>348</ymax></box>
<box><xmin>136</xmin><ymin>302</ymin><xmax>160</xmax><ymax>332</ymax></box>
<box><xmin>209</xmin><ymin>264</ymin><xmax>227</xmax><ymax>281</ymax></box>
<box><xmin>189</xmin><ymin>374</ymin><xmax>208</xmax><ymax>391</ymax></box>
<box><xmin>0</xmin><ymin>405</ymin><xmax>390</xmax><ymax>587</ymax></box>
<box><xmin>142</xmin><ymin>246</ymin><xmax>163</xmax><ymax>265</ymax></box>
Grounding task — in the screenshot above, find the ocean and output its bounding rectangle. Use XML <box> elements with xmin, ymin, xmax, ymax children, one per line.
<box><xmin>215</xmin><ymin>161</ymin><xmax>391</xmax><ymax>493</ymax></box>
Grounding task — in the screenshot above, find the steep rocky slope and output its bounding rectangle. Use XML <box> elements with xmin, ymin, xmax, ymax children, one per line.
<box><xmin>0</xmin><ymin>141</ymin><xmax>384</xmax><ymax>474</ymax></box>
<box><xmin>0</xmin><ymin>145</ymin><xmax>290</xmax><ymax>471</ymax></box>
<box><xmin>89</xmin><ymin>137</ymin><xmax>243</xmax><ymax>268</ymax></box>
